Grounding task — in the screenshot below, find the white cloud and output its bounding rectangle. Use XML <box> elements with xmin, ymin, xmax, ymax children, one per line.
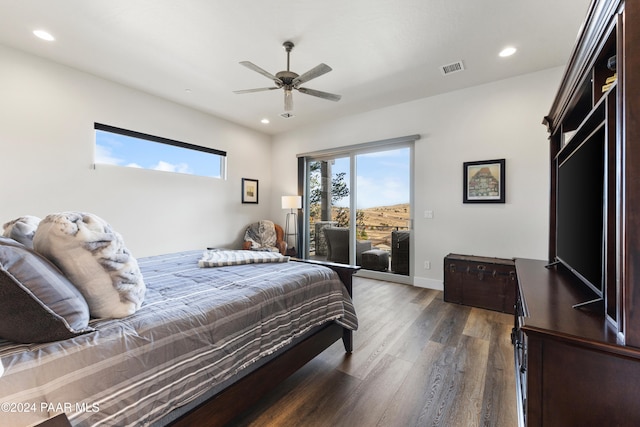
<box><xmin>95</xmin><ymin>144</ymin><xmax>123</xmax><ymax>165</ymax></box>
<box><xmin>175</xmin><ymin>163</ymin><xmax>192</xmax><ymax>174</ymax></box>
<box><xmin>153</xmin><ymin>160</ymin><xmax>192</xmax><ymax>174</ymax></box>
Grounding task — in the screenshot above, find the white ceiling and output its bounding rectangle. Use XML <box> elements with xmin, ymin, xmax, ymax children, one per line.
<box><xmin>0</xmin><ymin>0</ymin><xmax>591</xmax><ymax>135</ymax></box>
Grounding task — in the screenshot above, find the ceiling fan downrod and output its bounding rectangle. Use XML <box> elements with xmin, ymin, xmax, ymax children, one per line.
<box><xmin>283</xmin><ymin>41</ymin><xmax>294</xmax><ymax>72</ymax></box>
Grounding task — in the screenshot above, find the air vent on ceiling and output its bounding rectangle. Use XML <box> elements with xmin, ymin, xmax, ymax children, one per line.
<box><xmin>280</xmin><ymin>112</ymin><xmax>295</xmax><ymax>119</ymax></box>
<box><xmin>440</xmin><ymin>60</ymin><xmax>465</xmax><ymax>75</ymax></box>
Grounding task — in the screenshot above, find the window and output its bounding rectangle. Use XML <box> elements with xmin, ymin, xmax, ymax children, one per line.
<box><xmin>94</xmin><ymin>123</ymin><xmax>226</xmax><ymax>179</ymax></box>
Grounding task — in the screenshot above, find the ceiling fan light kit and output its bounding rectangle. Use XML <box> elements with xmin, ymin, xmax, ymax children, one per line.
<box><xmin>234</xmin><ymin>41</ymin><xmax>341</xmax><ymax>112</ymax></box>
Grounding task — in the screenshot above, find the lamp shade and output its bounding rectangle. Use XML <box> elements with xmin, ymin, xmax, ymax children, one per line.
<box><xmin>281</xmin><ymin>195</ymin><xmax>302</xmax><ymax>210</ymax></box>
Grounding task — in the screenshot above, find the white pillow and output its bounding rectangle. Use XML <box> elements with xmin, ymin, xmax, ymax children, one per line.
<box><xmin>33</xmin><ymin>212</ymin><xmax>145</xmax><ymax>319</ymax></box>
<box><xmin>2</xmin><ymin>215</ymin><xmax>41</xmax><ymax>249</ymax></box>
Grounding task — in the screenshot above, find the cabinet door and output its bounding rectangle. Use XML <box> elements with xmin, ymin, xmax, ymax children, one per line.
<box><xmin>528</xmin><ymin>336</ymin><xmax>640</xmax><ymax>427</ymax></box>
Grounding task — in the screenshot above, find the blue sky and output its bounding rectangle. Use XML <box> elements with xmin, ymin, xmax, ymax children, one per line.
<box><xmin>95</xmin><ymin>130</ymin><xmax>222</xmax><ymax>178</ymax></box>
<box><xmin>332</xmin><ymin>147</ymin><xmax>410</xmax><ymax>209</ymax></box>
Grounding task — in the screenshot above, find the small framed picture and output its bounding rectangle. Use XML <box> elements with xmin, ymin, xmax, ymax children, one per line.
<box><xmin>241</xmin><ymin>178</ymin><xmax>259</xmax><ymax>204</ymax></box>
<box><xmin>463</xmin><ymin>159</ymin><xmax>505</xmax><ymax>203</ymax></box>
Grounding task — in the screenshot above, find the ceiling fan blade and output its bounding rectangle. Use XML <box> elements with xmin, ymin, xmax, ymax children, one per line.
<box><xmin>292</xmin><ymin>63</ymin><xmax>332</xmax><ymax>86</ymax></box>
<box><xmin>233</xmin><ymin>87</ymin><xmax>279</xmax><ymax>94</ymax></box>
<box><xmin>239</xmin><ymin>61</ymin><xmax>282</xmax><ymax>84</ymax></box>
<box><xmin>296</xmin><ymin>87</ymin><xmax>341</xmax><ymax>102</ymax></box>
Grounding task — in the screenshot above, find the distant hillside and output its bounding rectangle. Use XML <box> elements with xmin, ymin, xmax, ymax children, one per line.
<box><xmin>329</xmin><ymin>203</ymin><xmax>410</xmax><ymax>249</ymax></box>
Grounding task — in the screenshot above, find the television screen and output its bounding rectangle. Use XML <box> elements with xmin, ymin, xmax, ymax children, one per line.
<box><xmin>556</xmin><ymin>127</ymin><xmax>605</xmax><ymax>295</ymax></box>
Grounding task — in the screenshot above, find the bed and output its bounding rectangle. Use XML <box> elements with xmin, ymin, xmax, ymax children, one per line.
<box><xmin>0</xmin><ymin>248</ymin><xmax>358</xmax><ymax>427</ymax></box>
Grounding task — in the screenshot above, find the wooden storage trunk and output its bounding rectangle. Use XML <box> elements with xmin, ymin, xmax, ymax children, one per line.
<box><xmin>444</xmin><ymin>253</ymin><xmax>516</xmax><ymax>314</ymax></box>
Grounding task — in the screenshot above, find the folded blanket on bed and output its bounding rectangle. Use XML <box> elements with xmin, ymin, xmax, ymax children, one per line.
<box><xmin>199</xmin><ymin>249</ymin><xmax>289</xmax><ymax>267</ymax></box>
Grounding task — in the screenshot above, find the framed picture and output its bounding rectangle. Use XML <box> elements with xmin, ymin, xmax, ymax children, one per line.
<box><xmin>463</xmin><ymin>159</ymin><xmax>505</xmax><ymax>203</ymax></box>
<box><xmin>241</xmin><ymin>178</ymin><xmax>259</xmax><ymax>204</ymax></box>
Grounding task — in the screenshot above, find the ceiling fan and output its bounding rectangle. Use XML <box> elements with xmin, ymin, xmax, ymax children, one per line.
<box><xmin>233</xmin><ymin>41</ymin><xmax>341</xmax><ymax>112</ymax></box>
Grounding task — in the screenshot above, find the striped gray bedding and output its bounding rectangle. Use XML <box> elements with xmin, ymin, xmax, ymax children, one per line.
<box><xmin>0</xmin><ymin>250</ymin><xmax>357</xmax><ymax>427</ymax></box>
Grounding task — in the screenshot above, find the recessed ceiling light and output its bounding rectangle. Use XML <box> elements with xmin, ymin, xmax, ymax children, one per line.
<box><xmin>499</xmin><ymin>47</ymin><xmax>517</xmax><ymax>57</ymax></box>
<box><xmin>33</xmin><ymin>30</ymin><xmax>55</xmax><ymax>41</ymax></box>
<box><xmin>261</xmin><ymin>118</ymin><xmax>270</xmax><ymax>124</ymax></box>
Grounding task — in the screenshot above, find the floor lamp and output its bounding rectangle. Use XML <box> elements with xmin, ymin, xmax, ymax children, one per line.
<box><xmin>281</xmin><ymin>195</ymin><xmax>302</xmax><ymax>256</ymax></box>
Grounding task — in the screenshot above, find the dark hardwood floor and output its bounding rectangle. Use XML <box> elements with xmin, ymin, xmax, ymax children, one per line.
<box><xmin>230</xmin><ymin>277</ymin><xmax>517</xmax><ymax>427</ymax></box>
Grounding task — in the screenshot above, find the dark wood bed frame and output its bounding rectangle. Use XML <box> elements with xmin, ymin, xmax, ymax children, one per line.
<box><xmin>36</xmin><ymin>260</ymin><xmax>357</xmax><ymax>427</ymax></box>
<box><xmin>168</xmin><ymin>259</ymin><xmax>359</xmax><ymax>427</ymax></box>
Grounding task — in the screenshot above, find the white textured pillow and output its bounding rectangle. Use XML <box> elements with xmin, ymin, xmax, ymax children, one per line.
<box><xmin>2</xmin><ymin>215</ymin><xmax>41</xmax><ymax>249</ymax></box>
<box><xmin>33</xmin><ymin>212</ymin><xmax>145</xmax><ymax>319</ymax></box>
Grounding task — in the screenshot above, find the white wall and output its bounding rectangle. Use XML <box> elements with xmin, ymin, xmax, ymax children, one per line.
<box><xmin>1</xmin><ymin>42</ymin><xmax>561</xmax><ymax>281</ymax></box>
<box><xmin>0</xmin><ymin>45</ymin><xmax>273</xmax><ymax>257</ymax></box>
<box><xmin>271</xmin><ymin>67</ymin><xmax>562</xmax><ymax>288</ymax></box>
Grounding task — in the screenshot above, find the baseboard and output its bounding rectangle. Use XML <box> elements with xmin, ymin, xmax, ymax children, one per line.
<box><xmin>355</xmin><ymin>269</ymin><xmax>413</xmax><ymax>285</ymax></box>
<box><xmin>355</xmin><ymin>270</ymin><xmax>443</xmax><ymax>290</ymax></box>
<box><xmin>413</xmin><ymin>276</ymin><xmax>443</xmax><ymax>291</ymax></box>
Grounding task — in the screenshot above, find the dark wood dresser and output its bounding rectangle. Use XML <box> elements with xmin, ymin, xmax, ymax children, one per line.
<box><xmin>515</xmin><ymin>0</ymin><xmax>640</xmax><ymax>424</ymax></box>
<box><xmin>514</xmin><ymin>258</ymin><xmax>640</xmax><ymax>427</ymax></box>
<box><xmin>443</xmin><ymin>253</ymin><xmax>516</xmax><ymax>314</ymax></box>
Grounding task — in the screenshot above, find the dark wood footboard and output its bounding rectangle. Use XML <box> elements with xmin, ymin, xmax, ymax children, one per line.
<box><xmin>170</xmin><ymin>323</ymin><xmax>344</xmax><ymax>427</ymax></box>
<box><xmin>169</xmin><ymin>259</ymin><xmax>359</xmax><ymax>427</ymax></box>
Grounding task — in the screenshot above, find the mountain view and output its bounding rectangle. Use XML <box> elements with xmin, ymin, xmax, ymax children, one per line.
<box><xmin>329</xmin><ymin>203</ymin><xmax>410</xmax><ymax>249</ymax></box>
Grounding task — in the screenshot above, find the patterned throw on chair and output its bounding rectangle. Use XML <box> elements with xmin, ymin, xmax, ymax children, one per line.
<box><xmin>243</xmin><ymin>220</ymin><xmax>279</xmax><ymax>252</ymax></box>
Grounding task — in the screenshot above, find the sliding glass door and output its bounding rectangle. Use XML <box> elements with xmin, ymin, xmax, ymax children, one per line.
<box><xmin>355</xmin><ymin>147</ymin><xmax>411</xmax><ymax>276</ymax></box>
<box><xmin>307</xmin><ymin>156</ymin><xmax>351</xmax><ymax>262</ymax></box>
<box><xmin>302</xmin><ymin>141</ymin><xmax>413</xmax><ymax>281</ymax></box>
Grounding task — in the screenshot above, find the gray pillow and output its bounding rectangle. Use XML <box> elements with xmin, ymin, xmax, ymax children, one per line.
<box><xmin>0</xmin><ymin>236</ymin><xmax>93</xmax><ymax>343</ymax></box>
